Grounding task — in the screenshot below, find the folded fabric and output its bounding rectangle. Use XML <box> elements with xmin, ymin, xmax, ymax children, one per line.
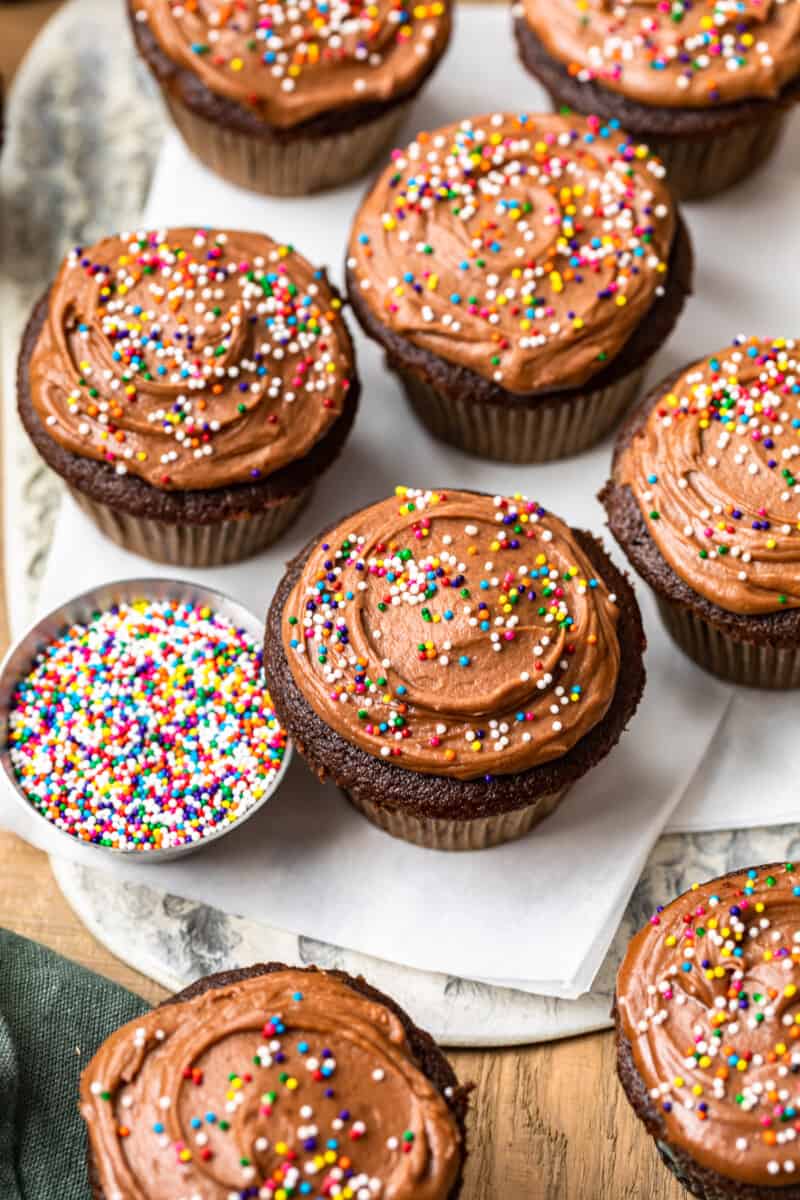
<box><xmin>0</xmin><ymin>928</ymin><xmax>148</xmax><ymax>1200</ymax></box>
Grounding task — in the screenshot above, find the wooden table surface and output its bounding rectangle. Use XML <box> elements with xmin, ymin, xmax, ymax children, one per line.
<box><xmin>0</xmin><ymin>6</ymin><xmax>683</xmax><ymax>1196</ymax></box>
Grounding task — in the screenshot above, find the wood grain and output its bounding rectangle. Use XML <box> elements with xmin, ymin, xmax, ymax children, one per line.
<box><xmin>0</xmin><ymin>1</ymin><xmax>62</xmax><ymax>84</ymax></box>
<box><xmin>0</xmin><ymin>4</ymin><xmax>685</xmax><ymax>1196</ymax></box>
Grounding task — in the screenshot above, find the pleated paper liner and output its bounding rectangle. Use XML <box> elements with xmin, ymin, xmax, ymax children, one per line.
<box><xmin>644</xmin><ymin>107</ymin><xmax>787</xmax><ymax>202</ymax></box>
<box><xmin>395</xmin><ymin>362</ymin><xmax>646</xmax><ymax>464</ymax></box>
<box><xmin>344</xmin><ymin>784</ymin><xmax>570</xmax><ymax>851</ymax></box>
<box><xmin>656</xmin><ymin>597</ymin><xmax>800</xmax><ymax>690</ymax></box>
<box><xmin>67</xmin><ymin>484</ymin><xmax>313</xmax><ymax>568</ymax></box>
<box><xmin>163</xmin><ymin>92</ymin><xmax>413</xmax><ymax>197</ymax></box>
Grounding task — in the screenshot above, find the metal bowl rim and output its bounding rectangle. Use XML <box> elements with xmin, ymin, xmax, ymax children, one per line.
<box><xmin>0</xmin><ymin>575</ymin><xmax>292</xmax><ymax>862</ymax></box>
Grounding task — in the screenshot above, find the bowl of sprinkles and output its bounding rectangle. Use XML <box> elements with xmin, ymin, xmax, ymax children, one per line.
<box><xmin>0</xmin><ymin>578</ymin><xmax>291</xmax><ymax>859</ymax></box>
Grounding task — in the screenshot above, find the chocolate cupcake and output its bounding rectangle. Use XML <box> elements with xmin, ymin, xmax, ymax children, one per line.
<box><xmin>601</xmin><ymin>337</ymin><xmax>800</xmax><ymax>688</ymax></box>
<box><xmin>514</xmin><ymin>0</ymin><xmax>800</xmax><ymax>202</ymax></box>
<box><xmin>128</xmin><ymin>0</ymin><xmax>452</xmax><ymax>196</ymax></box>
<box><xmin>18</xmin><ymin>227</ymin><xmax>359</xmax><ymax>567</ymax></box>
<box><xmin>81</xmin><ymin>961</ymin><xmax>469</xmax><ymax>1199</ymax></box>
<box><xmin>615</xmin><ymin>862</ymin><xmax>800</xmax><ymax>1199</ymax></box>
<box><xmin>346</xmin><ymin>112</ymin><xmax>692</xmax><ymax>464</ymax></box>
<box><xmin>265</xmin><ymin>486</ymin><xmax>646</xmax><ymax>850</ymax></box>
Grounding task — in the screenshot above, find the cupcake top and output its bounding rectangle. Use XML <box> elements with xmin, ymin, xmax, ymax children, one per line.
<box><xmin>616</xmin><ymin>337</ymin><xmax>800</xmax><ymax>615</ymax></box>
<box><xmin>133</xmin><ymin>0</ymin><xmax>452</xmax><ymax>129</ymax></box>
<box><xmin>347</xmin><ymin>112</ymin><xmax>676</xmax><ymax>395</ymax></box>
<box><xmin>617</xmin><ymin>863</ymin><xmax>800</xmax><ymax>1188</ymax></box>
<box><xmin>282</xmin><ymin>486</ymin><xmax>622</xmax><ymax>780</ymax></box>
<box><xmin>28</xmin><ymin>227</ymin><xmax>354</xmax><ymax>492</ymax></box>
<box><xmin>81</xmin><ymin>966</ymin><xmax>462</xmax><ymax>1199</ymax></box>
<box><xmin>520</xmin><ymin>0</ymin><xmax>800</xmax><ymax>109</ymax></box>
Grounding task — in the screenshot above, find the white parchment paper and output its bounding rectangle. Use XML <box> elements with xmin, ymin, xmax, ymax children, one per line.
<box><xmin>6</xmin><ymin>5</ymin><xmax>799</xmax><ymax>994</ymax></box>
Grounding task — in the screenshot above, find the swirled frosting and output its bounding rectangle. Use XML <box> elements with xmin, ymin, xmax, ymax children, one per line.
<box><xmin>617</xmin><ymin>337</ymin><xmax>800</xmax><ymax>615</ymax></box>
<box><xmin>133</xmin><ymin>0</ymin><xmax>452</xmax><ymax>129</ymax></box>
<box><xmin>80</xmin><ymin>968</ymin><xmax>462</xmax><ymax>1200</ymax></box>
<box><xmin>282</xmin><ymin>487</ymin><xmax>622</xmax><ymax>780</ymax></box>
<box><xmin>520</xmin><ymin>0</ymin><xmax>800</xmax><ymax>108</ymax></box>
<box><xmin>346</xmin><ymin>113</ymin><xmax>676</xmax><ymax>395</ymax></box>
<box><xmin>29</xmin><ymin>228</ymin><xmax>354</xmax><ymax>492</ymax></box>
<box><xmin>617</xmin><ymin>863</ymin><xmax>800</xmax><ymax>1188</ymax></box>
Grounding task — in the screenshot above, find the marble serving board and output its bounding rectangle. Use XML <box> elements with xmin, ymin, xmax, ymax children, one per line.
<box><xmin>1</xmin><ymin>0</ymin><xmax>797</xmax><ymax>1044</ymax></box>
<box><xmin>49</xmin><ymin>823</ymin><xmax>800</xmax><ymax>1047</ymax></box>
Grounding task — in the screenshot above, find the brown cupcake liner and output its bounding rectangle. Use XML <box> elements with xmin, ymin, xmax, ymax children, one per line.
<box><xmin>645</xmin><ymin>108</ymin><xmax>787</xmax><ymax>202</ymax></box>
<box><xmin>162</xmin><ymin>91</ymin><xmax>413</xmax><ymax>196</ymax></box>
<box><xmin>656</xmin><ymin>596</ymin><xmax>800</xmax><ymax>689</ymax></box>
<box><xmin>395</xmin><ymin>362</ymin><xmax>646</xmax><ymax>463</ymax></box>
<box><xmin>344</xmin><ymin>784</ymin><xmax>570</xmax><ymax>850</ymax></box>
<box><xmin>67</xmin><ymin>484</ymin><xmax>313</xmax><ymax>567</ymax></box>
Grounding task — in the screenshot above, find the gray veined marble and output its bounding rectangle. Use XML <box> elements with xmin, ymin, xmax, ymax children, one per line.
<box><xmin>2</xmin><ymin>0</ymin><xmax>163</xmax><ymax>624</ymax></box>
<box><xmin>2</xmin><ymin>0</ymin><xmax>796</xmax><ymax>1046</ymax></box>
<box><xmin>50</xmin><ymin>824</ymin><xmax>800</xmax><ymax>1047</ymax></box>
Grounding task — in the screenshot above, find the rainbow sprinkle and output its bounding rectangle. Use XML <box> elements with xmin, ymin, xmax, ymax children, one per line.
<box><xmin>85</xmin><ymin>973</ymin><xmax>457</xmax><ymax>1197</ymax></box>
<box><xmin>285</xmin><ymin>487</ymin><xmax>619</xmax><ymax>777</ymax></box>
<box><xmin>621</xmin><ymin>865</ymin><xmax>800</xmax><ymax>1184</ymax></box>
<box><xmin>138</xmin><ymin>0</ymin><xmax>448</xmax><ymax>103</ymax></box>
<box><xmin>348</xmin><ymin>113</ymin><xmax>672</xmax><ymax>392</ymax></box>
<box><xmin>9</xmin><ymin>598</ymin><xmax>288</xmax><ymax>851</ymax></box>
<box><xmin>537</xmin><ymin>0</ymin><xmax>797</xmax><ymax>104</ymax></box>
<box><xmin>622</xmin><ymin>336</ymin><xmax>800</xmax><ymax>613</ymax></box>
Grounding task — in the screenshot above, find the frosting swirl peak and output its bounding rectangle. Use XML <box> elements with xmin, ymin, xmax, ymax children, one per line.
<box><xmin>134</xmin><ymin>0</ymin><xmax>452</xmax><ymax>128</ymax></box>
<box><xmin>29</xmin><ymin>227</ymin><xmax>354</xmax><ymax>491</ymax></box>
<box><xmin>347</xmin><ymin>112</ymin><xmax>676</xmax><ymax>394</ymax></box>
<box><xmin>617</xmin><ymin>337</ymin><xmax>800</xmax><ymax>615</ymax></box>
<box><xmin>521</xmin><ymin>0</ymin><xmax>800</xmax><ymax>109</ymax></box>
<box><xmin>282</xmin><ymin>487</ymin><xmax>622</xmax><ymax>780</ymax></box>
<box><xmin>618</xmin><ymin>864</ymin><xmax>800</xmax><ymax>1188</ymax></box>
<box><xmin>81</xmin><ymin>967</ymin><xmax>462</xmax><ymax>1199</ymax></box>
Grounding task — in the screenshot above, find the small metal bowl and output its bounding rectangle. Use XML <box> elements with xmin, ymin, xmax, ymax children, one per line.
<box><xmin>0</xmin><ymin>576</ymin><xmax>293</xmax><ymax>861</ymax></box>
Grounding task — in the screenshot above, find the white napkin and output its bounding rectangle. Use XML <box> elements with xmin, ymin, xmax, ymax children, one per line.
<box><xmin>0</xmin><ymin>1</ymin><xmax>734</xmax><ymax>998</ymax></box>
<box><xmin>4</xmin><ymin>494</ymin><xmax>725</xmax><ymax>998</ymax></box>
<box><xmin>6</xmin><ymin>4</ymin><xmax>796</xmax><ymax>997</ymax></box>
<box><xmin>132</xmin><ymin>7</ymin><xmax>800</xmax><ymax>838</ymax></box>
<box><xmin>662</xmin><ymin>102</ymin><xmax>800</xmax><ymax>835</ymax></box>
<box><xmin>670</xmin><ymin>694</ymin><xmax>800</xmax><ymax>832</ymax></box>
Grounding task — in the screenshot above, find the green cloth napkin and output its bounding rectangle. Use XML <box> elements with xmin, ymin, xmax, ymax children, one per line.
<box><xmin>0</xmin><ymin>928</ymin><xmax>150</xmax><ymax>1199</ymax></box>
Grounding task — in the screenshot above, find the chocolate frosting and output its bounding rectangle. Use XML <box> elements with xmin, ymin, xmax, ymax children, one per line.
<box><xmin>281</xmin><ymin>487</ymin><xmax>622</xmax><ymax>781</ymax></box>
<box><xmin>81</xmin><ymin>967</ymin><xmax>461</xmax><ymax>1200</ymax></box>
<box><xmin>346</xmin><ymin>112</ymin><xmax>676</xmax><ymax>395</ymax></box>
<box><xmin>617</xmin><ymin>863</ymin><xmax>800</xmax><ymax>1188</ymax></box>
<box><xmin>520</xmin><ymin>0</ymin><xmax>800</xmax><ymax>109</ymax></box>
<box><xmin>616</xmin><ymin>338</ymin><xmax>800</xmax><ymax>615</ymax></box>
<box><xmin>28</xmin><ymin>228</ymin><xmax>354</xmax><ymax>492</ymax></box>
<box><xmin>134</xmin><ymin>0</ymin><xmax>452</xmax><ymax>129</ymax></box>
